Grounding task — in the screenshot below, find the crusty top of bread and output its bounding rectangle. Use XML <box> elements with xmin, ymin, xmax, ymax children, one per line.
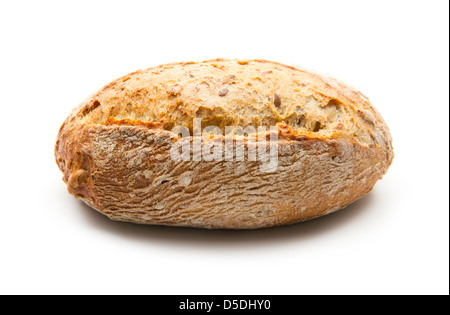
<box><xmin>72</xmin><ymin>59</ymin><xmax>392</xmax><ymax>152</ymax></box>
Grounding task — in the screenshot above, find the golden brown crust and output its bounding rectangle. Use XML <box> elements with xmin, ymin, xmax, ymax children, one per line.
<box><xmin>55</xmin><ymin>59</ymin><xmax>394</xmax><ymax>229</ymax></box>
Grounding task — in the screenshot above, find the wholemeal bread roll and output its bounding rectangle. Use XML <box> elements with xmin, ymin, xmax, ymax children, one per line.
<box><xmin>55</xmin><ymin>59</ymin><xmax>393</xmax><ymax>229</ymax></box>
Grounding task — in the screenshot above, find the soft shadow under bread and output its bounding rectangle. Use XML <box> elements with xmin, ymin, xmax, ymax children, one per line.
<box><xmin>76</xmin><ymin>191</ymin><xmax>377</xmax><ymax>248</ymax></box>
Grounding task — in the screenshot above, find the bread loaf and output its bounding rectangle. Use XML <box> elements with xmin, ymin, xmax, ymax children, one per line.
<box><xmin>55</xmin><ymin>59</ymin><xmax>393</xmax><ymax>229</ymax></box>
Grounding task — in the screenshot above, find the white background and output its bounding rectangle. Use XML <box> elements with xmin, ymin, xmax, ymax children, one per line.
<box><xmin>0</xmin><ymin>0</ymin><xmax>448</xmax><ymax>295</ymax></box>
